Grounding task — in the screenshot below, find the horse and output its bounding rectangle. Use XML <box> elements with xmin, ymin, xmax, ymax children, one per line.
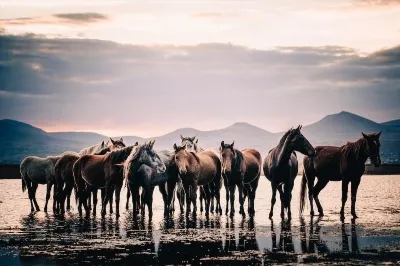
<box><xmin>299</xmin><ymin>132</ymin><xmax>381</xmax><ymax>220</ymax></box>
<box><xmin>124</xmin><ymin>140</ymin><xmax>167</xmax><ymax>220</ymax></box>
<box><xmin>220</xmin><ymin>141</ymin><xmax>262</xmax><ymax>217</ymax></box>
<box><xmin>21</xmin><ymin>155</ymin><xmax>61</xmax><ymax>212</ymax></box>
<box><xmin>54</xmin><ymin>138</ymin><xmax>125</xmax><ymax>214</ymax></box>
<box><xmin>263</xmin><ymin>125</ymin><xmax>315</xmax><ymax>220</ymax></box>
<box><xmin>73</xmin><ymin>144</ymin><xmax>136</xmax><ymax>217</ymax></box>
<box><xmin>173</xmin><ymin>142</ymin><xmax>222</xmax><ymax>216</ymax></box>
<box><xmin>180</xmin><ymin>135</ymin><xmax>223</xmax><ymax>215</ymax></box>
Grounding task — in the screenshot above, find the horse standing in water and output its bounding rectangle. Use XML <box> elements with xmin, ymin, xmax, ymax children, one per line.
<box><xmin>124</xmin><ymin>141</ymin><xmax>167</xmax><ymax>220</ymax></box>
<box><xmin>300</xmin><ymin>132</ymin><xmax>381</xmax><ymax>220</ymax></box>
<box><xmin>220</xmin><ymin>141</ymin><xmax>262</xmax><ymax>217</ymax></box>
<box><xmin>180</xmin><ymin>135</ymin><xmax>223</xmax><ymax>215</ymax></box>
<box><xmin>54</xmin><ymin>138</ymin><xmax>125</xmax><ymax>213</ymax></box>
<box><xmin>173</xmin><ymin>143</ymin><xmax>222</xmax><ymax>216</ymax></box>
<box><xmin>21</xmin><ymin>155</ymin><xmax>62</xmax><ymax>212</ymax></box>
<box><xmin>263</xmin><ymin>126</ymin><xmax>315</xmax><ymax>220</ymax></box>
<box><xmin>73</xmin><ymin>144</ymin><xmax>136</xmax><ymax>216</ymax></box>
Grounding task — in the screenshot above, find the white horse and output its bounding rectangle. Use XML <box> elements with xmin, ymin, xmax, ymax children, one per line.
<box><xmin>20</xmin><ymin>155</ymin><xmax>61</xmax><ymax>212</ymax></box>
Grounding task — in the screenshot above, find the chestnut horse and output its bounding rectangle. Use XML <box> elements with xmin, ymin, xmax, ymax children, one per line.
<box><xmin>263</xmin><ymin>126</ymin><xmax>315</xmax><ymax>220</ymax></box>
<box><xmin>173</xmin><ymin>143</ymin><xmax>222</xmax><ymax>216</ymax></box>
<box><xmin>73</xmin><ymin>144</ymin><xmax>136</xmax><ymax>216</ymax></box>
<box><xmin>220</xmin><ymin>141</ymin><xmax>262</xmax><ymax>217</ymax></box>
<box><xmin>54</xmin><ymin>138</ymin><xmax>125</xmax><ymax>214</ymax></box>
<box><xmin>300</xmin><ymin>132</ymin><xmax>381</xmax><ymax>220</ymax></box>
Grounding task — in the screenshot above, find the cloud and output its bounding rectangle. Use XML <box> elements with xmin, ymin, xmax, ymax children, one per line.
<box><xmin>0</xmin><ymin>33</ymin><xmax>399</xmax><ymax>135</ymax></box>
<box><xmin>53</xmin><ymin>12</ymin><xmax>109</xmax><ymax>23</ymax></box>
<box><xmin>0</xmin><ymin>12</ymin><xmax>109</xmax><ymax>27</ymax></box>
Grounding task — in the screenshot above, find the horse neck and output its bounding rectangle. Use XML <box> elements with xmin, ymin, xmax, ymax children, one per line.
<box><xmin>276</xmin><ymin>137</ymin><xmax>293</xmax><ymax>167</ymax></box>
<box><xmin>187</xmin><ymin>151</ymin><xmax>200</xmax><ymax>167</ymax></box>
<box><xmin>109</xmin><ymin>147</ymin><xmax>131</xmax><ymax>164</ymax></box>
<box><xmin>353</xmin><ymin>138</ymin><xmax>369</xmax><ymax>163</ymax></box>
<box><xmin>232</xmin><ymin>149</ymin><xmax>243</xmax><ymax>172</ymax></box>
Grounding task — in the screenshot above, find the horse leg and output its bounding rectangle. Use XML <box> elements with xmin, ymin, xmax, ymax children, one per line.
<box><xmin>30</xmin><ymin>182</ymin><xmax>40</xmax><ymax>211</ymax></box>
<box><xmin>167</xmin><ymin>179</ymin><xmax>177</xmax><ymax>215</ymax></box>
<box><xmin>126</xmin><ymin>186</ymin><xmax>130</xmax><ymax>210</ymax></box>
<box><xmin>204</xmin><ymin>185</ymin><xmax>211</xmax><ymax>216</ymax></box>
<box><xmin>277</xmin><ymin>184</ymin><xmax>285</xmax><ymax>219</ymax></box>
<box><xmin>238</xmin><ymin>182</ymin><xmax>245</xmax><ymax>217</ymax></box>
<box><xmin>191</xmin><ymin>183</ymin><xmax>198</xmax><ymax>216</ymax></box>
<box><xmin>82</xmin><ymin>190</ymin><xmax>90</xmax><ymax>216</ymax></box>
<box><xmin>351</xmin><ymin>178</ymin><xmax>361</xmax><ymax>219</ymax></box>
<box><xmin>101</xmin><ymin>185</ymin><xmax>110</xmax><ymax>217</ymax></box>
<box><xmin>313</xmin><ymin>180</ymin><xmax>329</xmax><ymax>216</ymax></box>
<box><xmin>183</xmin><ymin>183</ymin><xmax>191</xmax><ymax>216</ymax></box>
<box><xmin>52</xmin><ymin>183</ymin><xmax>57</xmax><ymax>213</ymax></box>
<box><xmin>44</xmin><ymin>182</ymin><xmax>52</xmax><ymax>212</ymax></box>
<box><xmin>224</xmin><ymin>177</ymin><xmax>229</xmax><ymax>215</ymax></box>
<box><xmin>249</xmin><ymin>175</ymin><xmax>260</xmax><ymax>217</ymax></box>
<box><xmin>88</xmin><ymin>191</ymin><xmax>92</xmax><ymax>211</ymax></box>
<box><xmin>115</xmin><ymin>184</ymin><xmax>122</xmax><ymax>218</ymax></box>
<box><xmin>340</xmin><ymin>180</ymin><xmax>350</xmax><ymax>220</ymax></box>
<box><xmin>269</xmin><ymin>182</ymin><xmax>277</xmax><ymax>219</ymax></box>
<box><xmin>216</xmin><ymin>183</ymin><xmax>222</xmax><ymax>215</ymax></box>
<box><xmin>147</xmin><ymin>186</ymin><xmax>155</xmax><ymax>221</ymax></box>
<box><xmin>229</xmin><ymin>184</ymin><xmax>236</xmax><ymax>217</ymax></box>
<box><xmin>307</xmin><ymin>174</ymin><xmax>316</xmax><ymax>216</ymax></box>
<box><xmin>158</xmin><ymin>183</ymin><xmax>168</xmax><ymax>217</ymax></box>
<box><xmin>26</xmin><ymin>180</ymin><xmax>35</xmax><ymax>212</ymax></box>
<box><xmin>109</xmin><ymin>186</ymin><xmax>114</xmax><ymax>214</ymax></box>
<box><xmin>93</xmin><ymin>189</ymin><xmax>98</xmax><ymax>216</ymax></box>
<box><xmin>199</xmin><ymin>186</ymin><xmax>204</xmax><ymax>213</ymax></box>
<box><xmin>65</xmin><ymin>184</ymin><xmax>73</xmax><ymax>211</ymax></box>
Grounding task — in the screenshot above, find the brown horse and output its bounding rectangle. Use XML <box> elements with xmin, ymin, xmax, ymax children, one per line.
<box><xmin>300</xmin><ymin>132</ymin><xmax>382</xmax><ymax>220</ymax></box>
<box><xmin>73</xmin><ymin>144</ymin><xmax>136</xmax><ymax>217</ymax></box>
<box><xmin>264</xmin><ymin>126</ymin><xmax>315</xmax><ymax>220</ymax></box>
<box><xmin>220</xmin><ymin>141</ymin><xmax>262</xmax><ymax>217</ymax></box>
<box><xmin>173</xmin><ymin>143</ymin><xmax>222</xmax><ymax>216</ymax></box>
<box><xmin>54</xmin><ymin>138</ymin><xmax>125</xmax><ymax>214</ymax></box>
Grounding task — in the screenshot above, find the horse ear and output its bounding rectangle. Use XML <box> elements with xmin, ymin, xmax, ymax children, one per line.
<box><xmin>221</xmin><ymin>141</ymin><xmax>225</xmax><ymax>148</ymax></box>
<box><xmin>180</xmin><ymin>134</ymin><xmax>184</xmax><ymax>140</ymax></box>
<box><xmin>376</xmin><ymin>131</ymin><xmax>382</xmax><ymax>138</ymax></box>
<box><xmin>362</xmin><ymin>132</ymin><xmax>369</xmax><ymax>139</ymax></box>
<box><xmin>109</xmin><ymin>138</ymin><xmax>115</xmax><ymax>144</ymax></box>
<box><xmin>120</xmin><ymin>138</ymin><xmax>123</xmax><ymax>142</ymax></box>
<box><xmin>195</xmin><ymin>139</ymin><xmax>198</xmax><ymax>144</ymax></box>
<box><xmin>231</xmin><ymin>141</ymin><xmax>235</xmax><ymax>147</ymax></box>
<box><xmin>150</xmin><ymin>140</ymin><xmax>156</xmax><ymax>149</ymax></box>
<box><xmin>134</xmin><ymin>141</ymin><xmax>139</xmax><ymax>146</ymax></box>
<box><xmin>173</xmin><ymin>143</ymin><xmax>178</xmax><ymax>151</ymax></box>
<box><xmin>101</xmin><ymin>141</ymin><xmax>105</xmax><ymax>146</ymax></box>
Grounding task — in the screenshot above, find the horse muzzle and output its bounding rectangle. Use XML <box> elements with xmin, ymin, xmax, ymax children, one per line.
<box><xmin>179</xmin><ymin>168</ymin><xmax>187</xmax><ymax>175</ymax></box>
<box><xmin>157</xmin><ymin>165</ymin><xmax>167</xmax><ymax>174</ymax></box>
<box><xmin>372</xmin><ymin>157</ymin><xmax>381</xmax><ymax>168</ymax></box>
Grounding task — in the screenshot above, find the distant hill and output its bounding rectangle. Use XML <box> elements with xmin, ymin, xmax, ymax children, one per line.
<box><xmin>1</xmin><ymin>111</ymin><xmax>399</xmax><ymax>164</ymax></box>
<box><xmin>381</xmin><ymin>119</ymin><xmax>400</xmax><ymax>127</ymax></box>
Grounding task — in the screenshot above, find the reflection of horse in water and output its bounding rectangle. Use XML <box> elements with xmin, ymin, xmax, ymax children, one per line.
<box><xmin>270</xmin><ymin>220</ymin><xmax>294</xmax><ymax>253</ymax></box>
<box><xmin>299</xmin><ymin>217</ymin><xmax>328</xmax><ymax>254</ymax></box>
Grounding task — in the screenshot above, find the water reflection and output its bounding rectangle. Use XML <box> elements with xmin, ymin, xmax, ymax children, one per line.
<box><xmin>0</xmin><ymin>211</ymin><xmax>396</xmax><ymax>264</ymax></box>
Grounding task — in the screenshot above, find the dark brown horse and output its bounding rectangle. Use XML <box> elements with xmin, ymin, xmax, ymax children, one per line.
<box><xmin>73</xmin><ymin>144</ymin><xmax>136</xmax><ymax>216</ymax></box>
<box><xmin>264</xmin><ymin>126</ymin><xmax>315</xmax><ymax>220</ymax></box>
<box><xmin>300</xmin><ymin>132</ymin><xmax>381</xmax><ymax>220</ymax></box>
<box><xmin>54</xmin><ymin>138</ymin><xmax>125</xmax><ymax>214</ymax></box>
<box><xmin>173</xmin><ymin>143</ymin><xmax>222</xmax><ymax>216</ymax></box>
<box><xmin>220</xmin><ymin>141</ymin><xmax>262</xmax><ymax>217</ymax></box>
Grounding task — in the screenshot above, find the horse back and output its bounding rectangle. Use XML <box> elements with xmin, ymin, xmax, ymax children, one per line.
<box><xmin>196</xmin><ymin>151</ymin><xmax>221</xmax><ymax>185</ymax></box>
<box><xmin>20</xmin><ymin>156</ymin><xmax>56</xmax><ymax>184</ymax></box>
<box><xmin>78</xmin><ymin>154</ymin><xmax>107</xmax><ymax>188</ymax></box>
<box><xmin>55</xmin><ymin>153</ymin><xmax>80</xmax><ymax>184</ymax></box>
<box><xmin>311</xmin><ymin>146</ymin><xmax>342</xmax><ymax>181</ymax></box>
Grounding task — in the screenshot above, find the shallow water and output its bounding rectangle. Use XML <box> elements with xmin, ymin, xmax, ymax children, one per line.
<box><xmin>0</xmin><ymin>175</ymin><xmax>399</xmax><ymax>265</ymax></box>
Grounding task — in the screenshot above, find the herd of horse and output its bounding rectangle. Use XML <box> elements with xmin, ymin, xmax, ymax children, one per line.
<box><xmin>20</xmin><ymin>126</ymin><xmax>382</xmax><ymax>221</ymax></box>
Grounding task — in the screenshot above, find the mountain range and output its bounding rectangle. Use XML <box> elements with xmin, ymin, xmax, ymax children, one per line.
<box><xmin>1</xmin><ymin>111</ymin><xmax>399</xmax><ymax>164</ymax></box>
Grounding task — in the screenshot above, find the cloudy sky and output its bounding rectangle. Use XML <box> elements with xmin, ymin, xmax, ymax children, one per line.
<box><xmin>0</xmin><ymin>0</ymin><xmax>399</xmax><ymax>137</ymax></box>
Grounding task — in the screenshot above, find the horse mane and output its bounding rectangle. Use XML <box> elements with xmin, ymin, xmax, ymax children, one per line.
<box><xmin>232</xmin><ymin>149</ymin><xmax>244</xmax><ymax>172</ymax></box>
<box><xmin>342</xmin><ymin>137</ymin><xmax>368</xmax><ymax>161</ymax></box>
<box><xmin>108</xmin><ymin>145</ymin><xmax>134</xmax><ymax>163</ymax></box>
<box><xmin>278</xmin><ymin>129</ymin><xmax>292</xmax><ymax>147</ymax></box>
<box><xmin>189</xmin><ymin>151</ymin><xmax>201</xmax><ymax>163</ymax></box>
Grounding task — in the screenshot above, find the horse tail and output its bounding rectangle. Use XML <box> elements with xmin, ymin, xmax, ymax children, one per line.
<box><xmin>72</xmin><ymin>158</ymin><xmax>83</xmax><ymax>205</ymax></box>
<box><xmin>299</xmin><ymin>170</ymin><xmax>307</xmax><ymax>215</ymax></box>
<box><xmin>21</xmin><ymin>174</ymin><xmax>26</xmax><ymax>192</ymax></box>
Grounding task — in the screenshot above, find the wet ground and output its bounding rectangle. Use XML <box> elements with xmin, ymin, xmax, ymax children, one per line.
<box><xmin>0</xmin><ymin>175</ymin><xmax>399</xmax><ymax>265</ymax></box>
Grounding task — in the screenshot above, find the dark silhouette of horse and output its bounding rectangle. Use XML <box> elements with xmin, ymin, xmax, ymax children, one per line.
<box><xmin>73</xmin><ymin>144</ymin><xmax>136</xmax><ymax>216</ymax></box>
<box><xmin>219</xmin><ymin>141</ymin><xmax>261</xmax><ymax>218</ymax></box>
<box><xmin>300</xmin><ymin>132</ymin><xmax>381</xmax><ymax>220</ymax></box>
<box><xmin>124</xmin><ymin>140</ymin><xmax>167</xmax><ymax>220</ymax></box>
<box><xmin>173</xmin><ymin>143</ymin><xmax>222</xmax><ymax>216</ymax></box>
<box><xmin>263</xmin><ymin>126</ymin><xmax>315</xmax><ymax>220</ymax></box>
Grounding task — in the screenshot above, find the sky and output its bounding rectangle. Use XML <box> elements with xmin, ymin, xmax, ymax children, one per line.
<box><xmin>0</xmin><ymin>0</ymin><xmax>399</xmax><ymax>137</ymax></box>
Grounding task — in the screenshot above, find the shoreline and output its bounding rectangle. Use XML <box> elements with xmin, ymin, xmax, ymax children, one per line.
<box><xmin>1</xmin><ymin>163</ymin><xmax>400</xmax><ymax>179</ymax></box>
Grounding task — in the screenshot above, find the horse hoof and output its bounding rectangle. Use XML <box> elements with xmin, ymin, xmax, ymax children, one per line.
<box><xmin>310</xmin><ymin>211</ymin><xmax>315</xmax><ymax>216</ymax></box>
<box><xmin>352</xmin><ymin>214</ymin><xmax>358</xmax><ymax>219</ymax></box>
<box><xmin>319</xmin><ymin>213</ymin><xmax>324</xmax><ymax>217</ymax></box>
<box><xmin>269</xmin><ymin>213</ymin><xmax>273</xmax><ymax>219</ymax></box>
<box><xmin>44</xmin><ymin>208</ymin><xmax>47</xmax><ymax>212</ymax></box>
